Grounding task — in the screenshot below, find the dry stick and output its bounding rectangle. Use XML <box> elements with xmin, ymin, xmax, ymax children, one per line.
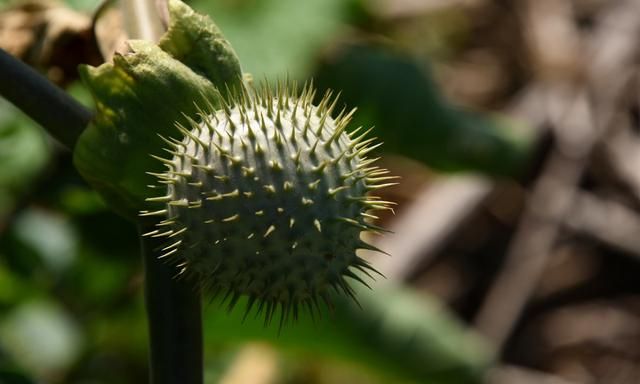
<box><xmin>474</xmin><ymin>88</ymin><xmax>597</xmax><ymax>349</ymax></box>
<box><xmin>370</xmin><ymin>176</ymin><xmax>493</xmax><ymax>282</ymax></box>
<box><xmin>0</xmin><ymin>48</ymin><xmax>92</xmax><ymax>149</ymax></box>
<box><xmin>487</xmin><ymin>365</ymin><xmax>582</xmax><ymax>384</ymax></box>
<box><xmin>474</xmin><ymin>0</ymin><xmax>640</xmax><ymax>351</ymax></box>
<box><xmin>602</xmin><ymin>110</ymin><xmax>640</xmax><ymax>203</ymax></box>
<box><xmin>565</xmin><ymin>192</ymin><xmax>640</xmax><ymax>257</ymax></box>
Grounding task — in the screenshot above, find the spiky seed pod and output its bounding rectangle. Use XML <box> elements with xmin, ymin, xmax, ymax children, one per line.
<box><xmin>141</xmin><ymin>82</ymin><xmax>396</xmax><ymax>324</ymax></box>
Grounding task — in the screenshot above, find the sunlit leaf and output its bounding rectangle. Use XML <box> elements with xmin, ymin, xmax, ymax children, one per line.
<box><xmin>191</xmin><ymin>0</ymin><xmax>348</xmax><ymax>80</ymax></box>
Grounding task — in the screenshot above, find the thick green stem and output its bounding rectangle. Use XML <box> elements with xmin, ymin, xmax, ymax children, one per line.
<box><xmin>0</xmin><ymin>48</ymin><xmax>92</xmax><ymax>149</ymax></box>
<box><xmin>140</xmin><ymin>226</ymin><xmax>203</xmax><ymax>384</ymax></box>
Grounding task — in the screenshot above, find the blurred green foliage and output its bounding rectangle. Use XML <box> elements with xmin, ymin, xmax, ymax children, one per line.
<box><xmin>314</xmin><ymin>44</ymin><xmax>530</xmax><ymax>176</ymax></box>
<box><xmin>0</xmin><ymin>0</ymin><xmax>529</xmax><ymax>382</ymax></box>
<box><xmin>190</xmin><ymin>0</ymin><xmax>348</xmax><ymax>80</ymax></box>
<box><xmin>201</xmin><ymin>282</ymin><xmax>491</xmax><ymax>384</ymax></box>
<box><xmin>0</xmin><ymin>100</ymin><xmax>51</xmax><ymax>218</ymax></box>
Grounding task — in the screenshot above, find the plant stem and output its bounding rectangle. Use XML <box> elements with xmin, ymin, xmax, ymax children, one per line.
<box><xmin>140</xmin><ymin>226</ymin><xmax>203</xmax><ymax>384</ymax></box>
<box><xmin>0</xmin><ymin>48</ymin><xmax>92</xmax><ymax>149</ymax></box>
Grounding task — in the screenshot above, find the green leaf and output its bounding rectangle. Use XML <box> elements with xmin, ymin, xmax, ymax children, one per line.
<box><xmin>191</xmin><ymin>0</ymin><xmax>347</xmax><ymax>80</ymax></box>
<box><xmin>0</xmin><ymin>99</ymin><xmax>50</xmax><ymax>217</ymax></box>
<box><xmin>0</xmin><ymin>301</ymin><xmax>83</xmax><ymax>379</ymax></box>
<box><xmin>315</xmin><ymin>44</ymin><xmax>532</xmax><ymax>177</ymax></box>
<box><xmin>13</xmin><ymin>208</ymin><xmax>78</xmax><ymax>273</ymax></box>
<box><xmin>0</xmin><ymin>367</ymin><xmax>36</xmax><ymax>384</ymax></box>
<box><xmin>203</xmin><ymin>283</ymin><xmax>492</xmax><ymax>384</ymax></box>
<box><xmin>74</xmin><ymin>0</ymin><xmax>242</xmax><ymax>220</ymax></box>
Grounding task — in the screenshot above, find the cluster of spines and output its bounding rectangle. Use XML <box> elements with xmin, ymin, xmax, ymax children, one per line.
<box><xmin>140</xmin><ymin>80</ymin><xmax>397</xmax><ymax>326</ymax></box>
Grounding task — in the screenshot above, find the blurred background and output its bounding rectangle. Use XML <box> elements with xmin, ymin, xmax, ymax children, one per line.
<box><xmin>2</xmin><ymin>0</ymin><xmax>640</xmax><ymax>383</ymax></box>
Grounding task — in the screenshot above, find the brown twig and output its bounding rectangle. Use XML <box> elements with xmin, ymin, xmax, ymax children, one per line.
<box><xmin>565</xmin><ymin>192</ymin><xmax>640</xmax><ymax>258</ymax></box>
<box><xmin>486</xmin><ymin>365</ymin><xmax>582</xmax><ymax>384</ymax></box>
<box><xmin>369</xmin><ymin>175</ymin><xmax>493</xmax><ymax>282</ymax></box>
<box><xmin>474</xmin><ymin>0</ymin><xmax>640</xmax><ymax>351</ymax></box>
<box><xmin>474</xmin><ymin>87</ymin><xmax>597</xmax><ymax>348</ymax></box>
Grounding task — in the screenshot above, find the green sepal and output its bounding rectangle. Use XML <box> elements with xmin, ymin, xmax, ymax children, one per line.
<box><xmin>158</xmin><ymin>0</ymin><xmax>242</xmax><ymax>87</ymax></box>
<box><xmin>73</xmin><ymin>0</ymin><xmax>242</xmax><ymax>220</ymax></box>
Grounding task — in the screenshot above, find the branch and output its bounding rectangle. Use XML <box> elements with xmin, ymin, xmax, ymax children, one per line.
<box><xmin>140</xmin><ymin>226</ymin><xmax>203</xmax><ymax>384</ymax></box>
<box><xmin>474</xmin><ymin>0</ymin><xmax>640</xmax><ymax>352</ymax></box>
<box><xmin>369</xmin><ymin>175</ymin><xmax>493</xmax><ymax>282</ymax></box>
<box><xmin>565</xmin><ymin>192</ymin><xmax>640</xmax><ymax>257</ymax></box>
<box><xmin>0</xmin><ymin>48</ymin><xmax>92</xmax><ymax>149</ymax></box>
<box><xmin>487</xmin><ymin>365</ymin><xmax>582</xmax><ymax>384</ymax></box>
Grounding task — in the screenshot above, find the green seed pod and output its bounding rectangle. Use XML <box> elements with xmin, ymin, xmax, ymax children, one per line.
<box><xmin>142</xmin><ymin>82</ymin><xmax>396</xmax><ymax>323</ymax></box>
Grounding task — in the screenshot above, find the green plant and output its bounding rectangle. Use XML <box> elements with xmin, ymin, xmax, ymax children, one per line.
<box><xmin>1</xmin><ymin>1</ymin><xmax>394</xmax><ymax>382</ymax></box>
<box><xmin>75</xmin><ymin>0</ymin><xmax>393</xmax><ymax>321</ymax></box>
<box><xmin>0</xmin><ymin>1</ymin><xmax>499</xmax><ymax>383</ymax></box>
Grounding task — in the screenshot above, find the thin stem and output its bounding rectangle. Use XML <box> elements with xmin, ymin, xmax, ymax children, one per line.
<box><xmin>140</xmin><ymin>226</ymin><xmax>203</xmax><ymax>384</ymax></box>
<box><xmin>120</xmin><ymin>0</ymin><xmax>167</xmax><ymax>42</ymax></box>
<box><xmin>0</xmin><ymin>48</ymin><xmax>92</xmax><ymax>149</ymax></box>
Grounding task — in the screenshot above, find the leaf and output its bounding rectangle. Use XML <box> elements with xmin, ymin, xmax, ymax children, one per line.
<box><xmin>314</xmin><ymin>44</ymin><xmax>532</xmax><ymax>177</ymax></box>
<box><xmin>190</xmin><ymin>0</ymin><xmax>347</xmax><ymax>80</ymax></box>
<box><xmin>0</xmin><ymin>301</ymin><xmax>83</xmax><ymax>380</ymax></box>
<box><xmin>203</xmin><ymin>283</ymin><xmax>492</xmax><ymax>384</ymax></box>
<box><xmin>0</xmin><ymin>99</ymin><xmax>50</xmax><ymax>217</ymax></box>
<box><xmin>0</xmin><ymin>367</ymin><xmax>36</xmax><ymax>384</ymax></box>
<box><xmin>13</xmin><ymin>208</ymin><xmax>78</xmax><ymax>273</ymax></box>
<box><xmin>74</xmin><ymin>0</ymin><xmax>242</xmax><ymax>220</ymax></box>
